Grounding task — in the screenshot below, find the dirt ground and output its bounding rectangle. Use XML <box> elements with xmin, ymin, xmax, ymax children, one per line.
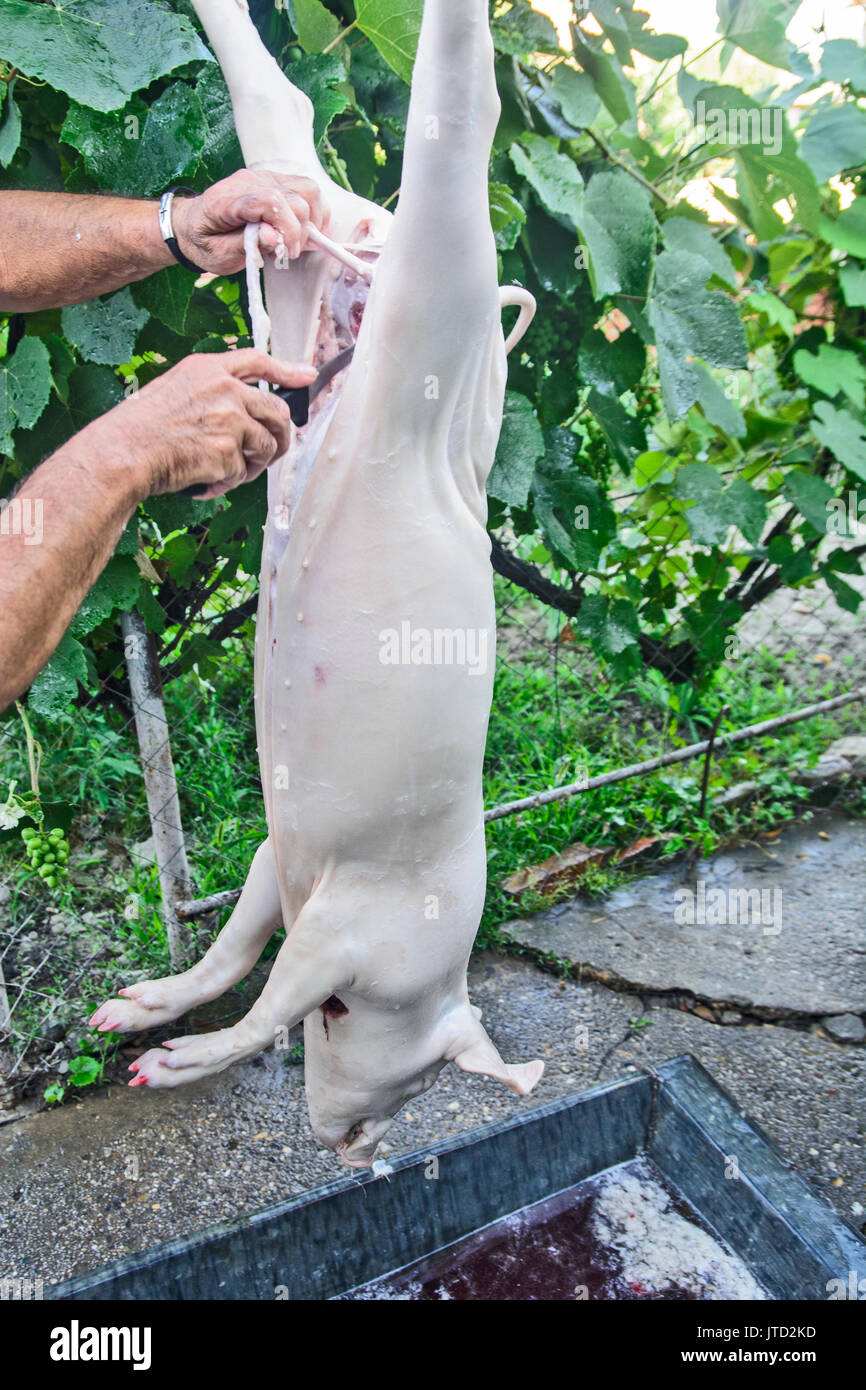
<box><xmin>1</xmin><ymin>938</ymin><xmax>862</xmax><ymax>1288</ymax></box>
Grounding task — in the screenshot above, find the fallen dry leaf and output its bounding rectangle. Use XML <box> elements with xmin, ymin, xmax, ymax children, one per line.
<box><xmin>502</xmin><ymin>842</ymin><xmax>609</xmax><ymax>897</ymax></box>
<box><xmin>615</xmin><ymin>836</ymin><xmax>660</xmax><ymax>865</ymax></box>
<box><xmin>503</xmin><ymin>833</ymin><xmax>665</xmax><ymax>899</ymax></box>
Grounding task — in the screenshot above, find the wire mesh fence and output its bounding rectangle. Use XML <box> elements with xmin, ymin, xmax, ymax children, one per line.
<box><xmin>1</xmin><ymin>537</ymin><xmax>864</xmax><ymax>1105</ymax></box>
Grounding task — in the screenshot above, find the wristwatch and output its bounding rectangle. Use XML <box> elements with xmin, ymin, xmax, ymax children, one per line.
<box><xmin>158</xmin><ymin>187</ymin><xmax>203</xmax><ymax>273</ymax></box>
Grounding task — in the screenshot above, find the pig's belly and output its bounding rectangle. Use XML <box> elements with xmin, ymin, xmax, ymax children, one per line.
<box><xmin>262</xmin><ymin>476</ymin><xmax>494</xmax><ymax>870</ymax></box>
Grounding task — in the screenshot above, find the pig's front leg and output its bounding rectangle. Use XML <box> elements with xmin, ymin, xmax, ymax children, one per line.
<box><xmin>128</xmin><ymin>888</ymin><xmax>350</xmax><ymax>1087</ymax></box>
<box><xmin>90</xmin><ymin>839</ymin><xmax>282</xmax><ymax>1035</ymax></box>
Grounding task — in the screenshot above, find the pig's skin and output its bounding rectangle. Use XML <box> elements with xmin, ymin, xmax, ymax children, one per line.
<box><xmin>91</xmin><ymin>0</ymin><xmax>543</xmax><ymax>1167</ymax></box>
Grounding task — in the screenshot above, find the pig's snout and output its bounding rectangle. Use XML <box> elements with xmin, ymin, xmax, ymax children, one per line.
<box><xmin>333</xmin><ymin>1116</ymin><xmax>395</xmax><ymax>1169</ymax></box>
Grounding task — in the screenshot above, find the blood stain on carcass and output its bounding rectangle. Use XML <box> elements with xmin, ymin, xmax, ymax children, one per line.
<box><xmin>315</xmin><ymin>666</ymin><xmax>326</xmax><ymax>686</ymax></box>
<box><xmin>321</xmin><ymin>994</ymin><xmax>349</xmax><ymax>1038</ymax></box>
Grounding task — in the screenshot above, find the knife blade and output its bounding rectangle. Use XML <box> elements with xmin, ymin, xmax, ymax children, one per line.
<box><xmin>274</xmin><ymin>344</ymin><xmax>356</xmax><ymax>429</ymax></box>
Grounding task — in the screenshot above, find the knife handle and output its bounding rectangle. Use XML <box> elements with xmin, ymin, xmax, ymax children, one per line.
<box><xmin>273</xmin><ymin>384</ymin><xmax>311</xmax><ymax>428</ymax></box>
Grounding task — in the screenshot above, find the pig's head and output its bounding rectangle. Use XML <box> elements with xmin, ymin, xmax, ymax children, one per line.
<box><xmin>303</xmin><ymin>997</ymin><xmax>544</xmax><ymax>1168</ymax></box>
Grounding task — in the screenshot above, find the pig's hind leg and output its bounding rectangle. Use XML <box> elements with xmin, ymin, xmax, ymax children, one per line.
<box><xmin>90</xmin><ymin>839</ymin><xmax>284</xmax><ymax>1034</ymax></box>
<box><xmin>128</xmin><ymin>885</ymin><xmax>351</xmax><ymax>1087</ymax></box>
<box><xmin>358</xmin><ymin>0</ymin><xmax>504</xmax><ymax>434</ymax></box>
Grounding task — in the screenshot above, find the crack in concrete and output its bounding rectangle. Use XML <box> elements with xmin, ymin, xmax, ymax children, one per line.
<box><xmin>508</xmin><ymin>940</ymin><xmax>866</xmax><ymax>1043</ymax></box>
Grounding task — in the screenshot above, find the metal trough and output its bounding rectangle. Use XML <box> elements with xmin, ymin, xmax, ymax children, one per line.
<box><xmin>48</xmin><ymin>1055</ymin><xmax>865</xmax><ymax>1301</ymax></box>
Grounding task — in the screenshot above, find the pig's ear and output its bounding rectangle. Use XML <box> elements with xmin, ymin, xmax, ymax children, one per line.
<box><xmin>452</xmin><ymin>1028</ymin><xmax>544</xmax><ymax>1096</ymax></box>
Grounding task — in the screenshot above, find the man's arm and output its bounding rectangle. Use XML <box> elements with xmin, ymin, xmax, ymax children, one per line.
<box><xmin>0</xmin><ymin>349</ymin><xmax>315</xmax><ymax>711</ymax></box>
<box><xmin>0</xmin><ymin>171</ymin><xmax>328</xmax><ymax>312</ymax></box>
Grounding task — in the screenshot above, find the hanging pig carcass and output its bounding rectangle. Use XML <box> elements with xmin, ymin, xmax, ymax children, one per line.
<box><xmin>91</xmin><ymin>0</ymin><xmax>542</xmax><ymax>1168</ymax></box>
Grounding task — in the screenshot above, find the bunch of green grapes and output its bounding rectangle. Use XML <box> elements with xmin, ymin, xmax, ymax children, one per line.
<box><xmin>21</xmin><ymin>825</ymin><xmax>69</xmax><ymax>889</ymax></box>
<box><xmin>525</xmin><ymin>316</ymin><xmax>557</xmax><ymax>361</ymax></box>
<box><xmin>582</xmin><ymin>415</ymin><xmax>614</xmax><ymax>485</ymax></box>
<box><xmin>525</xmin><ymin>310</ymin><xmax>579</xmax><ymax>365</ymax></box>
<box><xmin>636</xmin><ymin>385</ymin><xmax>659</xmax><ymax>425</ymax></box>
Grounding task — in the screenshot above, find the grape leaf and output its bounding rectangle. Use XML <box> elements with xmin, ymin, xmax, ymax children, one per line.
<box><xmin>692</xmin><ymin>85</ymin><xmax>820</xmax><ymax>237</ymax></box>
<box><xmin>819</xmin><ymin>199</ymin><xmax>866</xmax><ymax>259</ymax></box>
<box><xmin>800</xmin><ymin>104</ymin><xmax>866</xmax><ymax>185</ymax></box>
<box><xmin>691</xmin><ymin>361</ymin><xmax>747</xmax><ymax>438</ymax></box>
<box><xmin>45</xmin><ymin>334</ymin><xmax>77</xmax><ymax>405</ymax></box>
<box><xmin>0</xmin><ymin>370</ymin><xmax>15</xmax><ymax>453</ymax></box>
<box><xmin>783</xmin><ymin>470</ymin><xmax>835</xmax><ymax>532</ymax></box>
<box><xmin>588</xmin><ymin>388</ymin><xmax>646</xmax><ymax>468</ymax></box>
<box><xmin>579</xmin><ymin>330</ymin><xmax>646</xmax><ymax>397</ymax></box>
<box><xmin>67</xmin><ymin>364</ymin><xmax>125</xmax><ymax>426</ymax></box>
<box><xmin>812</xmin><ymin>402</ymin><xmax>866</xmax><ymax>481</ymax></box>
<box><xmin>746</xmin><ymin>290</ymin><xmax>797</xmax><ymax>338</ymax></box>
<box><xmin>28</xmin><ymin>633</ymin><xmax>89</xmax><ymax>718</ymax></box>
<box><xmin>488</xmin><ymin>392</ymin><xmax>545</xmax><ymax>507</ymax></box>
<box><xmin>548</xmin><ymin>65</ymin><xmax>601</xmax><ymax>130</ymax></box>
<box><xmin>293</xmin><ymin>0</ymin><xmax>342</xmax><ymax>53</ymax></box>
<box><xmin>532</xmin><ymin>430</ymin><xmax>616</xmax><ymax>570</ymax></box>
<box><xmin>631</xmin><ymin>31</ymin><xmax>688</xmax><ymax>61</ymax></box>
<box><xmin>577</xmin><ymin>593</ymin><xmax>641</xmax><ymax>676</ymax></box>
<box><xmin>196</xmin><ymin>64</ymin><xmax>243</xmax><ymax>185</ymax></box>
<box><xmin>0</xmin><ymin>79</ymin><xmax>21</xmax><ymax>168</ymax></box>
<box><xmin>62</xmin><ymin>83</ymin><xmax>207</xmax><ymax>197</ymax></box>
<box><xmin>132</xmin><ymin>264</ymin><xmax>197</xmax><ymax>337</ymax></box>
<box><xmin>824</xmin><ymin>569</ymin><xmax>862</xmax><ymax>613</ymax></box>
<box><xmin>492</xmin><ymin>2</ymin><xmax>560</xmax><ymax>56</ymax></box>
<box><xmin>509</xmin><ymin>135</ymin><xmax>583</xmax><ymax>223</ymax></box>
<box><xmin>662</xmin><ymin>218</ymin><xmax>738</xmax><ymax>290</ymax></box>
<box><xmin>840</xmin><ymin>263</ymin><xmax>866</xmax><ymax>309</ymax></box>
<box><xmin>648</xmin><ymin>251</ymin><xmax>747</xmax><ymax>423</ymax></box>
<box><xmin>590</xmin><ymin>0</ymin><xmax>687</xmax><ymax>66</ymax></box>
<box><xmin>673</xmin><ymin>463</ymin><xmax>728</xmax><ymax>546</ymax></box>
<box><xmin>7</xmin><ymin>337</ymin><xmax>52</xmax><ymax>431</ymax></box>
<box><xmin>489</xmin><ymin>182</ymin><xmax>526</xmax><ymax>251</ymax></box>
<box><xmin>820</xmin><ymin>38</ymin><xmax>866</xmax><ymax>97</ymax></box>
<box><xmin>573</xmin><ymin>169</ymin><xmax>655</xmax><ymax>301</ymax></box>
<box><xmin>289</xmin><ymin>55</ymin><xmax>351</xmax><ymax>143</ymax></box>
<box><xmin>716</xmin><ymin>0</ymin><xmax>807</xmax><ymax>75</ymax></box>
<box><xmin>62</xmin><ymin>288</ymin><xmax>149</xmax><ymax>367</ymax></box>
<box><xmin>354</xmin><ymin>0</ymin><xmax>423</xmax><ymax>85</ymax></box>
<box><xmin>0</xmin><ymin>0</ymin><xmax>211</xmax><ymax>113</ymax></box>
<box><xmin>69</xmin><ymin>557</ymin><xmax>140</xmax><ymax>637</ymax></box>
<box><xmin>571</xmin><ymin>31</ymin><xmax>636</xmax><ymax>128</ymax></box>
<box><xmin>725</xmin><ymin>478</ymin><xmax>767</xmax><ymax>546</ymax></box>
<box><xmin>794</xmin><ymin>344</ymin><xmax>866</xmax><ymax>408</ymax></box>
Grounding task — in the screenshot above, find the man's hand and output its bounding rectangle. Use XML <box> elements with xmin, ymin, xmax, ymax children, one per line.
<box><xmin>97</xmin><ymin>349</ymin><xmax>317</xmax><ymax>501</ymax></box>
<box><xmin>0</xmin><ymin>177</ymin><xmax>331</xmax><ymax>313</ymax></box>
<box><xmin>171</xmin><ymin>171</ymin><xmax>329</xmax><ymax>275</ymax></box>
<box><xmin>0</xmin><ymin>348</ymin><xmax>316</xmax><ymax>711</ymax></box>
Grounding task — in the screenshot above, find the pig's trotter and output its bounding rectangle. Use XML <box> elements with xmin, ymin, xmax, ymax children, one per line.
<box><xmin>127</xmin><ymin>888</ymin><xmax>350</xmax><ymax>1087</ymax></box>
<box><xmin>448</xmin><ymin>1007</ymin><xmax>545</xmax><ymax>1096</ymax></box>
<box><xmin>91</xmin><ymin>839</ymin><xmax>283</xmax><ymax>1034</ymax></box>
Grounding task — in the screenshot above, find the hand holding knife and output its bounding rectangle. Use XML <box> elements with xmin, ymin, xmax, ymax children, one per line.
<box><xmin>180</xmin><ymin>346</ymin><xmax>355</xmax><ymax>498</ymax></box>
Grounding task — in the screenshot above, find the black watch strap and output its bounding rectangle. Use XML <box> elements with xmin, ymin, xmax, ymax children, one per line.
<box><xmin>158</xmin><ymin>187</ymin><xmax>203</xmax><ymax>273</ymax></box>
